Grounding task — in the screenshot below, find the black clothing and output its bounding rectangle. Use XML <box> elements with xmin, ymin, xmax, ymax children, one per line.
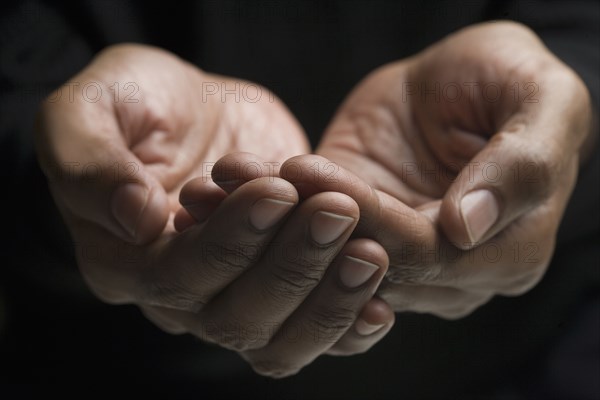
<box><xmin>1</xmin><ymin>1</ymin><xmax>598</xmax><ymax>398</ymax></box>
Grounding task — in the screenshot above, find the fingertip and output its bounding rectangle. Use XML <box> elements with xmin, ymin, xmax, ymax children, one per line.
<box><xmin>459</xmin><ymin>189</ymin><xmax>500</xmax><ymax>244</ymax></box>
<box><xmin>341</xmin><ymin>239</ymin><xmax>389</xmax><ymax>275</ymax></box>
<box><xmin>359</xmin><ymin>297</ymin><xmax>395</xmax><ymax>327</ymax></box>
<box><xmin>335</xmin><ymin>239</ymin><xmax>388</xmax><ymax>291</ymax></box>
<box><xmin>280</xmin><ymin>156</ymin><xmax>376</xmax><ymax>214</ymax></box>
<box><xmin>179</xmin><ymin>178</ymin><xmax>228</xmax><ymax>224</ymax></box>
<box><xmin>307</xmin><ymin>191</ymin><xmax>360</xmax><ymax>224</ymax></box>
<box><xmin>353</xmin><ymin>298</ymin><xmax>394</xmax><ymax>337</ymax></box>
<box><xmin>179</xmin><ymin>178</ymin><xmax>227</xmax><ymax>206</ymax></box>
<box><xmin>439</xmin><ymin>189</ymin><xmax>472</xmax><ymax>250</ymax></box>
<box><xmin>440</xmin><ymin>187</ymin><xmax>502</xmax><ymax>250</ymax></box>
<box><xmin>212</xmin><ymin>152</ymin><xmax>272</xmax><ymax>192</ymax></box>
<box><xmin>279</xmin><ymin>154</ymin><xmax>333</xmax><ymax>184</ymax></box>
<box><xmin>174</xmin><ymin>208</ymin><xmax>197</xmax><ymax>232</ymax></box>
<box><xmin>241</xmin><ymin>176</ymin><xmax>300</xmax><ymax>205</ymax></box>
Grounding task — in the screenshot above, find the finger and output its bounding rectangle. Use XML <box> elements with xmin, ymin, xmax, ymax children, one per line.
<box><xmin>405</xmin><ymin>199</ymin><xmax>555</xmax><ymax>296</ymax></box>
<box><xmin>174</xmin><ymin>178</ymin><xmax>228</xmax><ymax>231</ymax></box>
<box><xmin>425</xmin><ymin>196</ymin><xmax>566</xmax><ymax>295</ymax></box>
<box><xmin>378</xmin><ymin>282</ymin><xmax>493</xmax><ymax>320</ymax></box>
<box><xmin>316</xmin><ymin>61</ymin><xmax>451</xmax><ymax>205</ymax></box>
<box><xmin>216</xmin><ymin>155</ymin><xmax>458</xmax><ymax>291</ymax></box>
<box><xmin>240</xmin><ymin>239</ymin><xmax>388</xmax><ymax>378</ymax></box>
<box><xmin>439</xmin><ymin>67</ymin><xmax>591</xmax><ymax>249</ymax></box>
<box><xmin>326</xmin><ymin>297</ymin><xmax>395</xmax><ymax>356</ymax></box>
<box><xmin>279</xmin><ymin>155</ymin><xmax>439</xmax><ymax>270</ymax></box>
<box><xmin>212</xmin><ymin>152</ymin><xmax>280</xmax><ymax>193</ymax></box>
<box><xmin>377</xmin><ymin>212</ymin><xmax>552</xmax><ymax>296</ymax></box>
<box><xmin>137</xmin><ymin>177</ymin><xmax>298</xmax><ymax>311</ymax></box>
<box><xmin>173</xmin><ymin>208</ymin><xmax>197</xmax><ymax>232</ymax></box>
<box><xmin>35</xmin><ymin>81</ymin><xmax>169</xmax><ymax>245</ymax></box>
<box><xmin>192</xmin><ymin>191</ymin><xmax>360</xmax><ymax>351</ymax></box>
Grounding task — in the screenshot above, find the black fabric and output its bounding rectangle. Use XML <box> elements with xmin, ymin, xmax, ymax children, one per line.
<box><xmin>1</xmin><ymin>1</ymin><xmax>598</xmax><ymax>398</ymax></box>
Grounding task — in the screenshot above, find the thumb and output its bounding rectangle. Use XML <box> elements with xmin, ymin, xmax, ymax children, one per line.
<box><xmin>35</xmin><ymin>90</ymin><xmax>169</xmax><ymax>245</ymax></box>
<box><xmin>439</xmin><ymin>126</ymin><xmax>578</xmax><ymax>250</ymax></box>
<box><xmin>439</xmin><ymin>59</ymin><xmax>592</xmax><ymax>250</ymax></box>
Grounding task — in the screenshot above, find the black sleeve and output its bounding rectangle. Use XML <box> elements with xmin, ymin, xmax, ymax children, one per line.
<box><xmin>1</xmin><ymin>1</ymin><xmax>94</xmax><ymax>296</ymax></box>
<box><xmin>1</xmin><ymin>2</ymin><xmax>598</xmax><ymax>397</ymax></box>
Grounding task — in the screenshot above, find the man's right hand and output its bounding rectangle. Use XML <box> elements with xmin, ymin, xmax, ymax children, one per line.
<box><xmin>35</xmin><ymin>44</ymin><xmax>392</xmax><ymax>377</ymax></box>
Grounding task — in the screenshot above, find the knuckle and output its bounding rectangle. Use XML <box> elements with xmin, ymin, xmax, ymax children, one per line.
<box><xmin>201</xmin><ymin>241</ymin><xmax>257</xmax><ymax>278</ymax></box>
<box><xmin>232</xmin><ymin>331</ymin><xmax>272</xmax><ymax>351</ymax></box>
<box><xmin>494</xmin><ymin>133</ymin><xmax>560</xmax><ymax>199</ymax></box>
<box><xmin>307</xmin><ymin>303</ymin><xmax>357</xmax><ymax>343</ymax></box>
<box><xmin>385</xmin><ymin>262</ymin><xmax>442</xmax><ymax>284</ymax></box>
<box><xmin>387</xmin><ymin>233</ymin><xmax>439</xmax><ymax>279</ymax></box>
<box><xmin>521</xmin><ymin>156</ymin><xmax>556</xmax><ymax>197</ymax></box>
<box><xmin>210</xmin><ymin>329</ymin><xmax>261</xmax><ymax>352</ymax></box>
<box><xmin>383</xmin><ymin>223</ymin><xmax>442</xmax><ymax>286</ymax></box>
<box><xmin>193</xmin><ymin>319</ymin><xmax>272</xmax><ymax>351</ymax></box>
<box><xmin>263</xmin><ymin>259</ymin><xmax>324</xmax><ymax>304</ymax></box>
<box><xmin>143</xmin><ymin>277</ymin><xmax>207</xmax><ymax>312</ymax></box>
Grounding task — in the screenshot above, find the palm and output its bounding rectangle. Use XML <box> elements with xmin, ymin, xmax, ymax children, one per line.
<box><xmin>316</xmin><ymin>62</ymin><xmax>450</xmax><ymax>207</ymax></box>
<box><xmin>317</xmin><ymin>24</ymin><xmax>580</xmax><ymax>278</ymax></box>
<box><xmin>318</xmin><ymin>24</ymin><xmax>554</xmax><ymax>208</ymax></box>
<box><xmin>317</xmin><ymin>61</ymin><xmax>493</xmax><ymax>208</ymax></box>
<box><xmin>102</xmin><ymin>45</ymin><xmax>309</xmax><ymax>218</ymax></box>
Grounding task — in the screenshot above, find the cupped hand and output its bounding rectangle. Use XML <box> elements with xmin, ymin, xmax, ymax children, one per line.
<box><xmin>171</xmin><ymin>153</ymin><xmax>394</xmax><ymax>377</ymax></box>
<box><xmin>37</xmin><ymin>43</ymin><xmax>309</xmax><ymax>245</ymax></box>
<box><xmin>35</xmin><ymin>44</ymin><xmax>393</xmax><ymax>378</ymax></box>
<box><xmin>310</xmin><ymin>21</ymin><xmax>593</xmax><ymax>317</ymax></box>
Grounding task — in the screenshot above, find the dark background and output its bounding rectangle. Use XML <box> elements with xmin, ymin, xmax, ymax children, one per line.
<box><xmin>1</xmin><ymin>1</ymin><xmax>598</xmax><ymax>398</ymax></box>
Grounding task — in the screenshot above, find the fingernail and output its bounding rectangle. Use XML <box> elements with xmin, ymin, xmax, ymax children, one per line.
<box><xmin>355</xmin><ymin>319</ymin><xmax>385</xmax><ymax>336</ymax></box>
<box><xmin>339</xmin><ymin>256</ymin><xmax>379</xmax><ymax>289</ymax></box>
<box><xmin>460</xmin><ymin>189</ymin><xmax>499</xmax><ymax>244</ymax></box>
<box><xmin>111</xmin><ymin>183</ymin><xmax>149</xmax><ymax>239</ymax></box>
<box><xmin>310</xmin><ymin>211</ymin><xmax>355</xmax><ymax>245</ymax></box>
<box><xmin>249</xmin><ymin>199</ymin><xmax>295</xmax><ymax>230</ymax></box>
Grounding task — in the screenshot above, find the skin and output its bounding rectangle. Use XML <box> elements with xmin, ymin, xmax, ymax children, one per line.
<box><xmin>316</xmin><ymin>21</ymin><xmax>594</xmax><ymax>316</ymax></box>
<box><xmin>36</xmin><ymin>21</ymin><xmax>595</xmax><ymax>378</ymax></box>
<box><xmin>36</xmin><ymin>44</ymin><xmax>393</xmax><ymax>379</ymax></box>
<box><xmin>188</xmin><ymin>22</ymin><xmax>593</xmax><ymax>321</ymax></box>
